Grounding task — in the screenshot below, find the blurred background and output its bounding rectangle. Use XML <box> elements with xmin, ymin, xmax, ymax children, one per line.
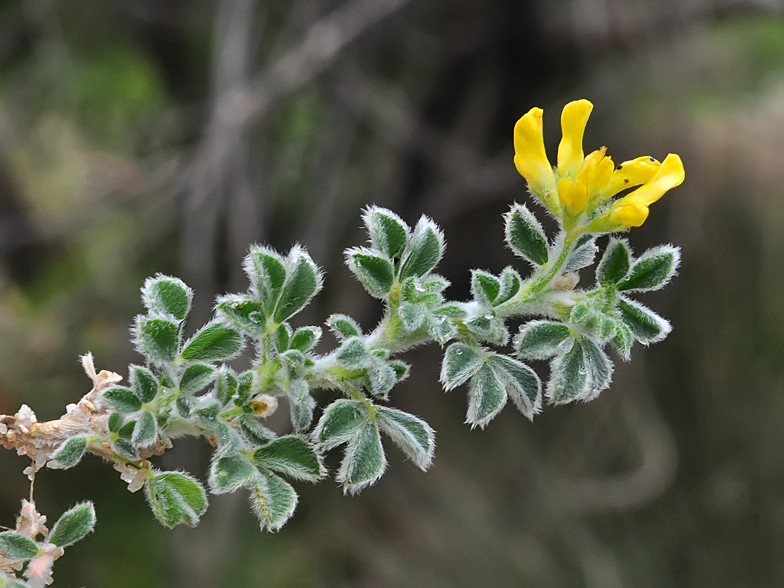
<box><xmin>1</xmin><ymin>0</ymin><xmax>783</xmax><ymax>586</ymax></box>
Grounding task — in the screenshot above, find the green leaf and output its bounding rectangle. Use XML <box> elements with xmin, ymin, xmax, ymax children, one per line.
<box><xmin>494</xmin><ymin>267</ymin><xmax>522</xmax><ymax>306</ymax></box>
<box><xmin>131</xmin><ymin>366</ymin><xmax>159</xmax><ymax>404</ymax></box>
<box><xmin>336</xmin><ymin>337</ymin><xmax>367</xmax><ymax>367</ymax></box>
<box><xmin>108</xmin><ymin>412</ymin><xmax>124</xmax><ymax>433</ymax></box>
<box><xmin>0</xmin><ymin>531</ymin><xmax>39</xmax><ymax>559</ymax></box>
<box><xmin>431</xmin><ymin>304</ymin><xmax>467</xmax><ymax>320</ymax></box>
<box><xmin>314</xmin><ymin>399</ymin><xmax>369</xmax><ymax>450</ymax></box>
<box><xmin>440</xmin><ymin>343</ymin><xmax>484</xmax><ymax>390</ymax></box>
<box><xmin>286</xmin><ymin>379</ymin><xmax>315</xmax><ymax>432</ymax></box>
<box><xmin>471</xmin><ymin>270</ymin><xmax>500</xmax><ymax>306</ymax></box>
<box><xmin>487</xmin><ymin>355</ymin><xmax>542</xmax><ymax>421</ymax></box>
<box><xmin>244</xmin><ymin>247</ymin><xmax>286</xmax><ymax>315</ymax></box>
<box><xmin>142</xmin><ymin>276</ymin><xmax>192</xmax><ymax>321</ymax></box>
<box><xmin>327</xmin><ymin>314</ymin><xmax>362</xmax><ymax>339</ymax></box>
<box><xmin>399</xmin><ymin>217</ymin><xmax>444</xmax><ymax>279</ymax></box>
<box><xmin>365</xmin><ymin>359</ymin><xmax>397</xmax><ymax>398</ymax></box>
<box><xmin>136</xmin><ymin>317</ymin><xmax>180</xmax><ymax>364</ymax></box>
<box><xmin>273</xmin><ymin>247</ymin><xmax>322</xmax><ymax>323</ymax></box>
<box><xmin>376</xmin><ymin>407</ymin><xmax>435</xmax><ymax>470</ymax></box>
<box><xmin>466</xmin><ymin>314</ymin><xmax>509</xmax><ymax>345</ymax></box>
<box><xmin>597</xmin><ymin>238</ymin><xmax>631</xmax><ymax>285</ymax></box>
<box><xmin>113</xmin><ymin>438</ymin><xmax>139</xmax><ymax>460</ymax></box>
<box><xmin>176</xmin><ymin>395</ymin><xmax>193</xmax><ymax>418</ymax></box>
<box><xmin>617</xmin><ymin>297</ymin><xmax>671</xmax><ymax>344</ymax></box>
<box><xmin>339</xmin><ymin>421</ymin><xmax>387</xmax><ymax>494</ymax></box>
<box><xmin>51</xmin><ymin>436</ymin><xmax>89</xmax><ymax>469</ymax></box>
<box><xmin>563</xmin><ymin>234</ymin><xmax>597</xmax><ymax>272</ymax></box>
<box><xmin>570</xmin><ymin>302</ymin><xmax>592</xmax><ymax>324</ymax></box>
<box><xmin>280</xmin><ymin>349</ymin><xmax>306</xmax><ymax>381</ymax></box>
<box><xmin>181</xmin><ymin>322</ymin><xmax>242</xmax><ymax>362</ymax></box>
<box><xmin>239</xmin><ymin>415</ymin><xmax>276</xmax><ymax>447</ymax></box>
<box><xmin>103</xmin><ymin>386</ymin><xmax>142</xmax><ymax>413</ymax></box>
<box><xmin>49</xmin><ymin>502</ymin><xmax>95</xmax><ymax>547</ymax></box>
<box><xmin>210</xmin><ymin>453</ymin><xmax>257</xmax><ymax>494</ymax></box>
<box><xmin>580</xmin><ymin>337</ymin><xmax>613</xmax><ymax>401</ymax></box>
<box><xmin>132</xmin><ymin>411</ymin><xmax>157</xmax><ymax>447</ymax></box>
<box><xmin>515</xmin><ymin>321</ymin><xmax>572</xmax><ymax>359</ymax></box>
<box><xmin>216</xmin><ymin>296</ymin><xmax>266</xmax><ymax>337</ymax></box>
<box><xmin>347</xmin><ymin>249</ymin><xmax>395</xmax><ymax>298</ymax></box>
<box><xmin>236</xmin><ymin>371</ymin><xmax>254</xmax><ymax>405</ymax></box>
<box><xmin>249</xmin><ymin>470</ymin><xmax>297</xmax><ymax>532</ymax></box>
<box><xmin>389</xmin><ymin>360</ymin><xmax>409</xmax><ymax>382</ymax></box>
<box><xmin>398</xmin><ymin>302</ymin><xmax>428</xmax><ymax>332</ymax></box>
<box><xmin>145</xmin><ymin>471</ymin><xmax>208</xmax><ymax>528</ymax></box>
<box><xmin>617</xmin><ymin>245</ymin><xmax>680</xmax><ymax>292</ymax></box>
<box><xmin>547</xmin><ymin>339</ymin><xmax>590</xmax><ymax>404</ymax></box>
<box><xmin>364</xmin><ymin>206</ymin><xmax>409</xmax><ymax>259</ymax></box>
<box><xmin>504</xmin><ymin>203</ymin><xmax>549</xmax><ymax>265</ymax></box>
<box><xmin>274</xmin><ymin>323</ymin><xmax>292</xmax><ymax>353</ymax></box>
<box><xmin>216</xmin><ymin>369</ymin><xmax>238</xmax><ymax>405</ymax></box>
<box><xmin>466</xmin><ymin>363</ymin><xmax>507</xmax><ymax>428</ymax></box>
<box><xmin>179</xmin><ymin>363</ymin><xmax>216</xmax><ymax>395</ymax></box>
<box><xmin>290</xmin><ymin>326</ymin><xmax>322</xmax><ymax>352</ymax></box>
<box><xmin>253</xmin><ymin>436</ymin><xmax>324</xmax><ymax>482</ymax></box>
<box><xmin>612</xmin><ymin>320</ymin><xmax>634</xmax><ymax>360</ymax></box>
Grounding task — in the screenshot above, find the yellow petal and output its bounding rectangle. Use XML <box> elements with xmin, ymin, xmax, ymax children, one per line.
<box><xmin>557</xmin><ymin>177</ymin><xmax>588</xmax><ymax>215</ymax></box>
<box><xmin>557</xmin><ymin>99</ymin><xmax>593</xmax><ymax>178</ymax></box>
<box><xmin>601</xmin><ymin>156</ymin><xmax>661</xmax><ymax>199</ymax></box>
<box><xmin>609</xmin><ymin>204</ymin><xmax>649</xmax><ymax>228</ymax></box>
<box><xmin>514</xmin><ymin>107</ymin><xmax>556</xmax><ymax>198</ymax></box>
<box><xmin>617</xmin><ymin>153</ymin><xmax>685</xmax><ymax>207</ymax></box>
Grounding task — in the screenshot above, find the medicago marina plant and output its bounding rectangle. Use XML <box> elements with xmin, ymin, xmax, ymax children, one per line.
<box><xmin>0</xmin><ymin>99</ymin><xmax>684</xmax><ymax>587</ymax></box>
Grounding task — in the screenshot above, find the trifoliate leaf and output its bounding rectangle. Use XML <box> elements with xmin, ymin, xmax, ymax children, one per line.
<box><xmin>181</xmin><ymin>322</ymin><xmax>242</xmax><ymax>362</ymax></box>
<box><xmin>0</xmin><ymin>531</ymin><xmax>39</xmax><ymax>559</ymax></box>
<box><xmin>142</xmin><ymin>276</ymin><xmax>192</xmax><ymax>321</ymax></box>
<box><xmin>504</xmin><ymin>203</ymin><xmax>549</xmax><ymax>265</ymax></box>
<box><xmin>51</xmin><ymin>436</ymin><xmax>89</xmax><ymax>469</ymax></box>
<box><xmin>253</xmin><ymin>436</ymin><xmax>324</xmax><ymax>482</ymax></box>
<box><xmin>136</xmin><ymin>317</ymin><xmax>179</xmax><ymax>364</ymax></box>
<box><xmin>145</xmin><ymin>471</ymin><xmax>208</xmax><ymax>528</ymax></box>
<box><xmin>338</xmin><ymin>421</ymin><xmax>387</xmax><ymax>494</ymax></box>
<box><xmin>314</xmin><ymin>399</ymin><xmax>369</xmax><ymax>450</ymax></box>
<box><xmin>515</xmin><ymin>321</ymin><xmax>571</xmax><ymax>359</ymax></box>
<box><xmin>179</xmin><ymin>363</ymin><xmax>216</xmax><ymax>395</ymax></box>
<box><xmin>596</xmin><ymin>238</ymin><xmax>631</xmax><ymax>285</ymax></box>
<box><xmin>50</xmin><ymin>502</ymin><xmax>95</xmax><ymax>547</ymax></box>
<box><xmin>347</xmin><ymin>248</ymin><xmax>395</xmax><ymax>298</ymax></box>
<box><xmin>248</xmin><ymin>470</ymin><xmax>297</xmax><ymax>532</ymax></box>
<box><xmin>466</xmin><ymin>363</ymin><xmax>507</xmax><ymax>428</ymax></box>
<box><xmin>399</xmin><ymin>216</ymin><xmax>444</xmax><ymax>279</ymax></box>
<box><xmin>486</xmin><ymin>354</ymin><xmax>542</xmax><ymax>421</ymax></box>
<box><xmin>617</xmin><ymin>245</ymin><xmax>680</xmax><ymax>292</ymax></box>
<box><xmin>210</xmin><ymin>453</ymin><xmax>256</xmax><ymax>494</ymax></box>
<box><xmin>376</xmin><ymin>407</ymin><xmax>435</xmax><ymax>470</ymax></box>
<box><xmin>273</xmin><ymin>247</ymin><xmax>322</xmax><ymax>323</ymax></box>
<box><xmin>364</xmin><ymin>206</ymin><xmax>410</xmax><ymax>259</ymax></box>
<box><xmin>440</xmin><ymin>343</ymin><xmax>484</xmax><ymax>390</ymax></box>
<box><xmin>103</xmin><ymin>386</ymin><xmax>142</xmax><ymax>413</ymax></box>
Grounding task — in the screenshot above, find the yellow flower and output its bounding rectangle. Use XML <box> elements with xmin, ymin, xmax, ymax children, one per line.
<box><xmin>513</xmin><ymin>99</ymin><xmax>684</xmax><ymax>230</ymax></box>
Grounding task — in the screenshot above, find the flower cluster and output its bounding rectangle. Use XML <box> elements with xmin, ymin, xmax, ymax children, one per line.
<box><xmin>513</xmin><ymin>99</ymin><xmax>684</xmax><ymax>232</ymax></box>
